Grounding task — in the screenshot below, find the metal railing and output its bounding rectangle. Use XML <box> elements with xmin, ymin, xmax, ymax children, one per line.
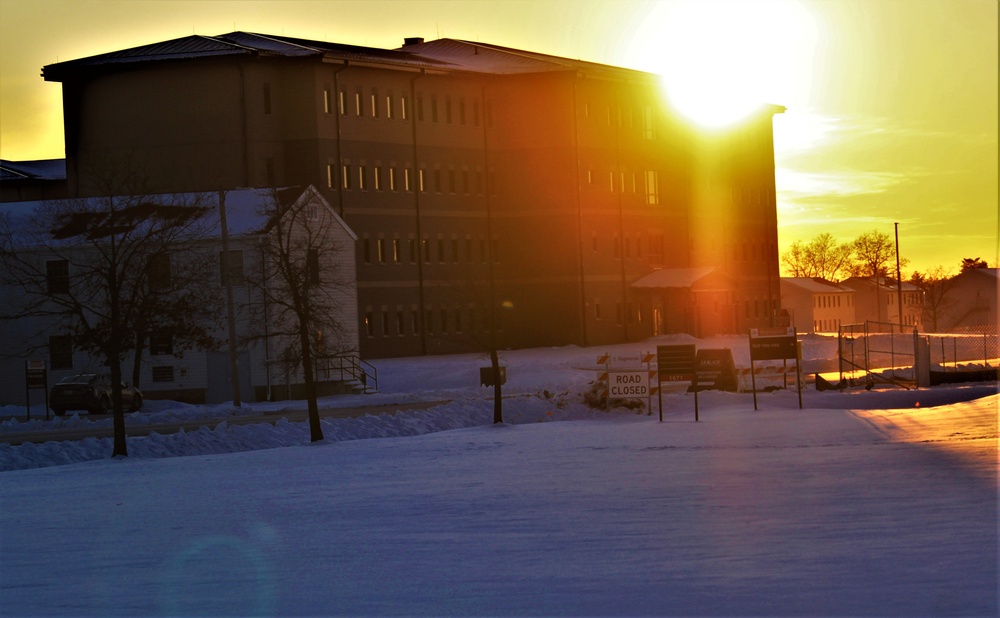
<box><xmin>315</xmin><ymin>354</ymin><xmax>378</xmax><ymax>393</ymax></box>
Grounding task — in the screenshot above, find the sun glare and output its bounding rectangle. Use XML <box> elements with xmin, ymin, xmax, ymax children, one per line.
<box><xmin>627</xmin><ymin>0</ymin><xmax>818</xmax><ymax>128</ymax></box>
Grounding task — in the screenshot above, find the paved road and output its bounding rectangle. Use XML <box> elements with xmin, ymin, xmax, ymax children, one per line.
<box><xmin>0</xmin><ymin>400</ymin><xmax>450</xmax><ymax>446</ymax></box>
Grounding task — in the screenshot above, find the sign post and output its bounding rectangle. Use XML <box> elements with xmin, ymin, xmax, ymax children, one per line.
<box><xmin>656</xmin><ymin>344</ymin><xmax>696</xmax><ymax>422</ymax></box>
<box><xmin>689</xmin><ymin>348</ymin><xmax>739</xmax><ymax>421</ymax></box>
<box><xmin>748</xmin><ymin>327</ymin><xmax>802</xmax><ymax>410</ymax></box>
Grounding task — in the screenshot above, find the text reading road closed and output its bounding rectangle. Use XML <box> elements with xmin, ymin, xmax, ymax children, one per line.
<box><xmin>609</xmin><ymin>372</ymin><xmax>649</xmax><ymax>398</ymax></box>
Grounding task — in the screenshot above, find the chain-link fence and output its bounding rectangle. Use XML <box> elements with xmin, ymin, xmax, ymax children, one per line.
<box><xmin>837</xmin><ymin>321</ymin><xmax>997</xmax><ymax>389</ymax></box>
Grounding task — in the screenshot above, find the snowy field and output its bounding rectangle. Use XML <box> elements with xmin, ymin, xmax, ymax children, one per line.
<box><xmin>1</xmin><ymin>334</ymin><xmax>997</xmax><ymax>616</ymax></box>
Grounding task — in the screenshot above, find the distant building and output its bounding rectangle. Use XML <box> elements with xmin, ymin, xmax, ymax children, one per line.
<box><xmin>842</xmin><ymin>276</ymin><xmax>923</xmax><ymax>329</ymax></box>
<box><xmin>780</xmin><ymin>277</ymin><xmax>856</xmax><ymax>333</ymax></box>
<box><xmin>0</xmin><ymin>159</ymin><xmax>67</xmax><ymax>202</ymax></box>
<box><xmin>935</xmin><ymin>268</ymin><xmax>998</xmax><ymax>332</ymax></box>
<box><xmin>21</xmin><ymin>31</ymin><xmax>784</xmax><ymax>359</ymax></box>
<box><xmin>0</xmin><ymin>186</ymin><xmax>360</xmax><ymax>406</ymax></box>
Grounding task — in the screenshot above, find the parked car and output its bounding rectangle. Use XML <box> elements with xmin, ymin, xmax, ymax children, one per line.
<box><xmin>50</xmin><ymin>373</ymin><xmax>143</xmax><ymax>416</ymax></box>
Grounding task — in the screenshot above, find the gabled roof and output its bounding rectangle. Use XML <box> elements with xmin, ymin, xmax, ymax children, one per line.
<box><xmin>0</xmin><ymin>185</ymin><xmax>352</xmax><ymax>243</ymax></box>
<box><xmin>841</xmin><ymin>276</ymin><xmax>921</xmax><ymax>292</ymax></box>
<box><xmin>631</xmin><ymin>267</ymin><xmax>720</xmax><ymax>289</ymax></box>
<box><xmin>42</xmin><ymin>31</ymin><xmax>651</xmax><ymax>82</ymax></box>
<box><xmin>781</xmin><ymin>277</ymin><xmax>853</xmax><ymax>294</ymax></box>
<box><xmin>0</xmin><ymin>159</ymin><xmax>66</xmax><ymax>181</ymax></box>
<box><xmin>43</xmin><ymin>32</ymin><xmax>450</xmax><ymax>81</ymax></box>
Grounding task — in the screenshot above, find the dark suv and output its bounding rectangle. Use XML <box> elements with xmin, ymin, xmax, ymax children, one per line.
<box><xmin>50</xmin><ymin>373</ymin><xmax>143</xmax><ymax>416</ymax></box>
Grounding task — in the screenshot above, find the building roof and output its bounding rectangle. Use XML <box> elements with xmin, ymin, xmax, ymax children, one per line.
<box><xmin>781</xmin><ymin>277</ymin><xmax>853</xmax><ymax>294</ymax></box>
<box><xmin>841</xmin><ymin>276</ymin><xmax>921</xmax><ymax>293</ymax></box>
<box><xmin>0</xmin><ymin>185</ymin><xmax>348</xmax><ymax>242</ymax></box>
<box><xmin>631</xmin><ymin>267</ymin><xmax>720</xmax><ymax>289</ymax></box>
<box><xmin>42</xmin><ymin>31</ymin><xmax>655</xmax><ymax>83</ymax></box>
<box><xmin>0</xmin><ymin>159</ymin><xmax>66</xmax><ymax>181</ymax></box>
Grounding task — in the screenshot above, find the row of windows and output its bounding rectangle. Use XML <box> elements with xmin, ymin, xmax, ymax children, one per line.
<box><xmin>44</xmin><ymin>249</ymin><xmax>314</xmax><ymax>294</ymax></box>
<box><xmin>363</xmin><ymin>305</ymin><xmax>502</xmax><ymax>338</ymax></box>
<box><xmin>362</xmin><ymin>236</ymin><xmax>497</xmax><ymax>266</ymax></box>
<box><xmin>732</xmin><ymin>242</ymin><xmax>777</xmax><ymax>263</ymax></box>
<box><xmin>583</xmin><ymin>102</ymin><xmax>657</xmax><ymax>140</ymax></box>
<box><xmin>331</xmin><ymin>163</ymin><xmax>494</xmax><ymax>196</ymax></box>
<box><xmin>593</xmin><ymin>300</ymin><xmax>647</xmax><ymax>326</ymax></box>
<box><xmin>47</xmin><ymin>332</ymin><xmax>175</xmax><ymax>372</ymax></box>
<box><xmin>601</xmin><ymin>232</ymin><xmax>666</xmax><ymax>264</ymax></box>
<box><xmin>815</xmin><ymin>319</ymin><xmax>842</xmax><ymax>332</ymax></box>
<box><xmin>587</xmin><ymin>169</ymin><xmax>660</xmax><ymax>204</ymax></box>
<box><xmin>814</xmin><ymin>294</ymin><xmax>850</xmax><ymax>308</ymax></box>
<box><xmin>322</xmin><ymin>86</ymin><xmax>492</xmax><ymax>128</ymax></box>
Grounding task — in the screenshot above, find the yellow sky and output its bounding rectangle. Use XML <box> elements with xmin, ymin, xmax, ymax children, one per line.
<box><xmin>0</xmin><ymin>0</ymin><xmax>996</xmax><ymax>275</ymax></box>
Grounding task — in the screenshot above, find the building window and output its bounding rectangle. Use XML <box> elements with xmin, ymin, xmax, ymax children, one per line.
<box><xmin>307</xmin><ymin>248</ymin><xmax>320</xmax><ymax>283</ymax></box>
<box><xmin>49</xmin><ymin>335</ymin><xmax>73</xmax><ymax>370</ymax></box>
<box><xmin>418</xmin><ymin>169</ymin><xmax>426</xmax><ymax>193</ymax></box>
<box><xmin>323</xmin><ymin>88</ymin><xmax>332</xmax><ymax>114</ymax></box>
<box><xmin>451</xmin><ymin>238</ymin><xmax>459</xmax><ymax>263</ymax></box>
<box><xmin>381</xmin><ymin>310</ymin><xmax>390</xmax><ymax>336</ymax></box>
<box><xmin>377</xmin><ymin>239</ymin><xmax>386</xmax><ymax>264</ymax></box>
<box><xmin>338</xmin><ymin>90</ymin><xmax>347</xmax><ymax>115</ymax></box>
<box><xmin>445</xmin><ymin>96</ymin><xmax>453</xmax><ymax>123</ymax></box>
<box><xmin>431</xmin><ymin>95</ymin><xmax>439</xmax><ymax>123</ymax></box>
<box><xmin>150</xmin><ymin>329</ymin><xmax>174</xmax><ymax>356</ymax></box>
<box><xmin>355</xmin><ymin>91</ymin><xmax>363</xmax><ymax>117</ymax></box>
<box><xmin>434</xmin><ymin>169</ymin><xmax>442</xmax><ymax>193</ymax></box>
<box><xmin>409</xmin><ymin>238</ymin><xmax>418</xmax><ymax>263</ymax></box>
<box><xmin>397</xmin><ymin>310</ymin><xmax>405</xmax><ymax>335</ymax></box>
<box><xmin>46</xmin><ymin>259</ymin><xmax>69</xmax><ymax>294</ymax></box>
<box><xmin>437</xmin><ymin>239</ymin><xmax>445</xmax><ymax>263</ymax></box>
<box><xmin>404</xmin><ymin>168</ymin><xmax>413</xmax><ymax>192</ymax></box>
<box><xmin>645</xmin><ymin>171</ymin><xmax>659</xmax><ymax>204</ymax></box>
<box><xmin>392</xmin><ymin>239</ymin><xmax>402</xmax><ymax>264</ymax></box>
<box><xmin>219</xmin><ymin>250</ymin><xmax>244</xmax><ymax>287</ymax></box>
<box><xmin>371</xmin><ymin>90</ymin><xmax>379</xmax><ymax>118</ymax></box>
<box><xmin>358</xmin><ymin>165</ymin><xmax>367</xmax><ymax>190</ymax></box>
<box><xmin>151</xmin><ymin>366</ymin><xmax>175</xmax><ymax>383</ymax></box>
<box><xmin>374</xmin><ymin>166</ymin><xmax>382</xmax><ymax>191</ymax></box>
<box><xmin>415</xmin><ymin>94</ymin><xmax>424</xmax><ymax>122</ymax></box>
<box><xmin>389</xmin><ymin>167</ymin><xmax>397</xmax><ymax>191</ymax></box>
<box><xmin>342</xmin><ymin>164</ymin><xmax>351</xmax><ymax>190</ymax></box>
<box><xmin>326</xmin><ymin>164</ymin><xmax>334</xmax><ymax>188</ymax></box>
<box><xmin>412</xmin><ymin>309</ymin><xmax>421</xmax><ymax>335</ymax></box>
<box><xmin>386</xmin><ymin>94</ymin><xmax>394</xmax><ymax>120</ymax></box>
<box><xmin>401</xmin><ymin>94</ymin><xmax>409</xmax><ymax>121</ymax></box>
<box><xmin>594</xmin><ymin>302</ymin><xmax>602</xmax><ymax>320</ymax></box>
<box><xmin>364</xmin><ymin>311</ymin><xmax>374</xmax><ymax>337</ymax></box>
<box><xmin>148</xmin><ymin>253</ymin><xmax>172</xmax><ymax>291</ymax></box>
<box><xmin>643</xmin><ymin>105</ymin><xmax>655</xmax><ymax>139</ymax></box>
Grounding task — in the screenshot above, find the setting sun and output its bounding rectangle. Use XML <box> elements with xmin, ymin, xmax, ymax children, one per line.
<box><xmin>627</xmin><ymin>0</ymin><xmax>818</xmax><ymax>127</ymax></box>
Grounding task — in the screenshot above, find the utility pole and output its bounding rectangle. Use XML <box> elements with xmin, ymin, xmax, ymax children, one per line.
<box><xmin>894</xmin><ymin>222</ymin><xmax>903</xmax><ymax>325</ymax></box>
<box><xmin>219</xmin><ymin>190</ymin><xmax>242</xmax><ymax>408</ymax></box>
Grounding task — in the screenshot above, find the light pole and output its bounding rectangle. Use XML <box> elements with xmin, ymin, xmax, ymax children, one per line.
<box><xmin>894</xmin><ymin>222</ymin><xmax>903</xmax><ymax>325</ymax></box>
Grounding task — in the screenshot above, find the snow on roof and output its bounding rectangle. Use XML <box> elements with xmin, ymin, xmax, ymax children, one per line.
<box><xmin>631</xmin><ymin>267</ymin><xmax>719</xmax><ymax>289</ymax></box>
<box><xmin>0</xmin><ymin>159</ymin><xmax>66</xmax><ymax>181</ymax></box>
<box><xmin>781</xmin><ymin>277</ymin><xmax>853</xmax><ymax>294</ymax></box>
<box><xmin>0</xmin><ymin>186</ymin><xmax>327</xmax><ymax>242</ymax></box>
<box><xmin>43</xmin><ymin>32</ymin><xmax>451</xmax><ymax>81</ymax></box>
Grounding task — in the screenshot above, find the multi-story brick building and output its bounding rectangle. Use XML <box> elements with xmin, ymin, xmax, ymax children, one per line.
<box><xmin>37</xmin><ymin>31</ymin><xmax>785</xmax><ymax>358</ymax></box>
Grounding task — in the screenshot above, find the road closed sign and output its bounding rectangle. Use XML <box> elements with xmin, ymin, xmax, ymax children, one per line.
<box><xmin>608</xmin><ymin>371</ymin><xmax>649</xmax><ymax>398</ymax></box>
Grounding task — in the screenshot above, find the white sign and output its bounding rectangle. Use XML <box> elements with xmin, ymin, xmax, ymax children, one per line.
<box><xmin>608</xmin><ymin>371</ymin><xmax>649</xmax><ymax>398</ymax></box>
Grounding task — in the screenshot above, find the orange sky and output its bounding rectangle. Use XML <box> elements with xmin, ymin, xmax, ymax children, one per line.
<box><xmin>0</xmin><ymin>0</ymin><xmax>996</xmax><ymax>276</ymax></box>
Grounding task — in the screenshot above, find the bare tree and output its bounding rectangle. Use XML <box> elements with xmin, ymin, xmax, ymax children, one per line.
<box><xmin>851</xmin><ymin>229</ymin><xmax>902</xmax><ymax>279</ymax></box>
<box><xmin>910</xmin><ymin>267</ymin><xmax>957</xmax><ymax>332</ymax></box>
<box><xmin>0</xmin><ymin>187</ymin><xmax>216</xmax><ymax>457</ymax></box>
<box><xmin>781</xmin><ymin>233</ymin><xmax>854</xmax><ymax>280</ymax></box>
<box><xmin>248</xmin><ymin>188</ymin><xmax>357</xmax><ymax>442</ymax></box>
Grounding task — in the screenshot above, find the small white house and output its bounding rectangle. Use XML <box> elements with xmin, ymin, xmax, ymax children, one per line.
<box><xmin>780</xmin><ymin>277</ymin><xmax>856</xmax><ymax>334</ymax></box>
<box><xmin>0</xmin><ymin>185</ymin><xmax>360</xmax><ymax>407</ymax></box>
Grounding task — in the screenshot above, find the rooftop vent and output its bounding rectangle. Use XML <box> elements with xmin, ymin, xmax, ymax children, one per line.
<box><xmin>403</xmin><ymin>37</ymin><xmax>424</xmax><ymax>46</ymax></box>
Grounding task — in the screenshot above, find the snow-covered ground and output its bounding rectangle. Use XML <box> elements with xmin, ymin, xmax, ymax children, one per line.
<box><xmin>1</xmin><ymin>334</ymin><xmax>997</xmax><ymax>616</ymax></box>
